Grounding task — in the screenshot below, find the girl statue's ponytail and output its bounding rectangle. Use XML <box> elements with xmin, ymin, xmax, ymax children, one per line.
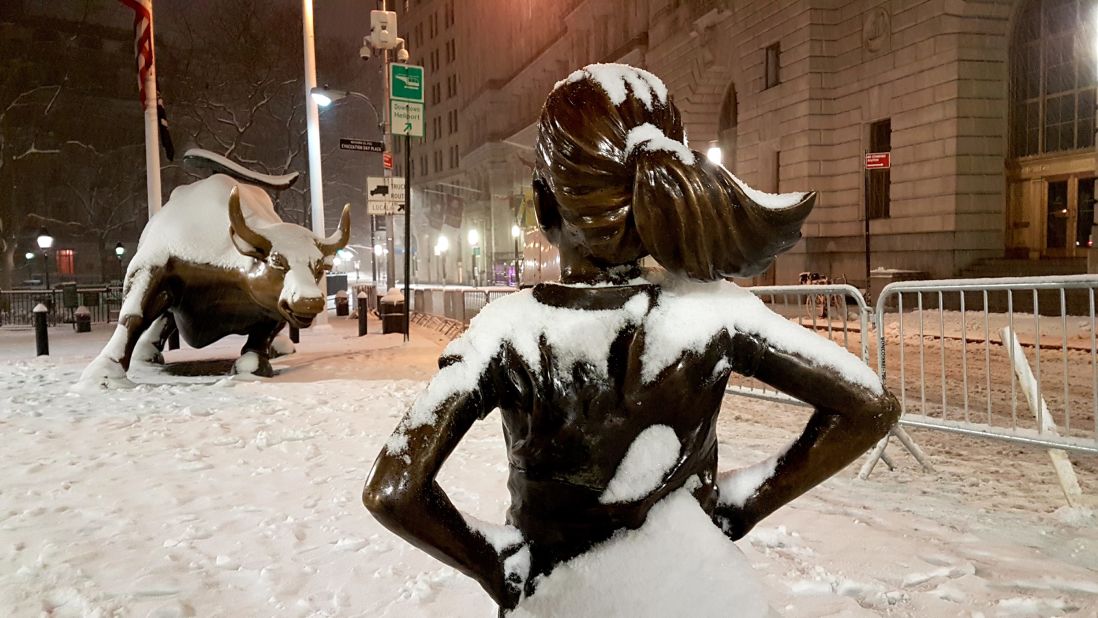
<box><xmin>630</xmin><ymin>146</ymin><xmax>815</xmax><ymax>279</ymax></box>
<box><xmin>535</xmin><ymin>64</ymin><xmax>815</xmax><ymax>281</ymax></box>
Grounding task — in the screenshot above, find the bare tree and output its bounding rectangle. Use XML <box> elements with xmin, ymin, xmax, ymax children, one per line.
<box><xmin>26</xmin><ymin>142</ymin><xmax>144</xmax><ymax>282</ymax></box>
<box><xmin>160</xmin><ymin>0</ymin><xmax>359</xmax><ymax>226</ymax></box>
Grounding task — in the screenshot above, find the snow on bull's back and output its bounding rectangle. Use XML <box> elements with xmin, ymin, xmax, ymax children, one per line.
<box><xmin>128</xmin><ymin>174</ymin><xmax>277</xmax><ymax>272</ymax></box>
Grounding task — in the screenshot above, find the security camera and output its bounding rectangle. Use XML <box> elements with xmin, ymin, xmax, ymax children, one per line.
<box><xmin>359</xmin><ymin>44</ymin><xmax>372</xmax><ymax>61</ymax></box>
<box><xmin>396</xmin><ymin>47</ymin><xmax>410</xmax><ymax>63</ymax></box>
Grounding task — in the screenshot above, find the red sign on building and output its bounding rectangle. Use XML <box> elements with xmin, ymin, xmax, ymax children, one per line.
<box><xmin>865</xmin><ymin>152</ymin><xmax>891</xmax><ymax>169</ymax></box>
<box><xmin>383</xmin><ymin>152</ymin><xmax>393</xmax><ymax>169</ymax></box>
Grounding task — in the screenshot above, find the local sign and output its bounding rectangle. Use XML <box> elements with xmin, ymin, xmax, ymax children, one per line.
<box><xmin>339</xmin><ymin>138</ymin><xmax>385</xmax><ymax>153</ymax></box>
<box><xmin>389</xmin><ymin>64</ymin><xmax>425</xmax><ymax>102</ymax></box>
<box><xmin>390</xmin><ymin>99</ymin><xmax>425</xmax><ymax>138</ymax></box>
<box><xmin>865</xmin><ymin>152</ymin><xmax>891</xmax><ymax>169</ymax></box>
<box><xmin>366</xmin><ymin>176</ymin><xmax>405</xmax><ymax>215</ymax></box>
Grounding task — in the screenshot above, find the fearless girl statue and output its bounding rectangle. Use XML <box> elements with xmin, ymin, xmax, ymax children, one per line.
<box><xmin>364</xmin><ymin>64</ymin><xmax>900</xmax><ymax>616</ymax></box>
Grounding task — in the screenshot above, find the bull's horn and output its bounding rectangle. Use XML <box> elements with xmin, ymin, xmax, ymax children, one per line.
<box><xmin>318</xmin><ymin>204</ymin><xmax>351</xmax><ymax>254</ymax></box>
<box><xmin>228</xmin><ymin>186</ymin><xmax>272</xmax><ymax>254</ymax></box>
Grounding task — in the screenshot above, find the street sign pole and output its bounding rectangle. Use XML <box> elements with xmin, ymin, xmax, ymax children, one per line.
<box><xmin>403</xmin><ymin>134</ymin><xmax>412</xmax><ymax>342</ymax></box>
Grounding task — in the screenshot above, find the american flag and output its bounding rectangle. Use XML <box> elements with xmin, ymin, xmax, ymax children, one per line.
<box><xmin>118</xmin><ymin>0</ymin><xmax>154</xmax><ymax>106</ymax></box>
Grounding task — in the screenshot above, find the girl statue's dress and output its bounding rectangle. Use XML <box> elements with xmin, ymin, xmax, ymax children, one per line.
<box><xmin>364</xmin><ymin>64</ymin><xmax>900</xmax><ymax>617</ymax></box>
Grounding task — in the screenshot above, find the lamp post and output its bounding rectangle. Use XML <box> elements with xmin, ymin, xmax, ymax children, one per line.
<box><xmin>511</xmin><ymin>224</ymin><xmax>521</xmax><ymax>287</ymax></box>
<box><xmin>114</xmin><ymin>242</ymin><xmax>126</xmax><ymax>282</ymax></box>
<box><xmin>353</xmin><ymin>259</ymin><xmax>361</xmax><ymax>282</ymax></box>
<box><xmin>24</xmin><ymin>251</ymin><xmax>34</xmax><ymax>283</ymax></box>
<box><xmin>467</xmin><ymin>228</ymin><xmax>480</xmax><ymax>288</ymax></box>
<box><xmin>374</xmin><ymin>244</ymin><xmax>385</xmax><ymax>289</ymax></box>
<box><xmin>436</xmin><ymin>235</ymin><xmax>448</xmax><ymax>285</ymax></box>
<box><xmin>36</xmin><ymin>227</ymin><xmax>53</xmax><ymax>289</ymax></box>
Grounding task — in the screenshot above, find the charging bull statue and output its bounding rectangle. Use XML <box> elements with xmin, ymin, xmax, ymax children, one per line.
<box><xmin>80</xmin><ymin>153</ymin><xmax>349</xmax><ymax>386</ymax></box>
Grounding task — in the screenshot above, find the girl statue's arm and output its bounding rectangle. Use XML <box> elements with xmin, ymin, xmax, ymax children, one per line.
<box><xmin>362</xmin><ymin>359</ymin><xmax>522</xmax><ymax>609</ymax></box>
<box><xmin>714</xmin><ymin>332</ymin><xmax>900</xmax><ymax>540</ymax></box>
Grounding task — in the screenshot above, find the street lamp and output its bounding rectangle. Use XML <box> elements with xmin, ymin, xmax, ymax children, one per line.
<box><xmin>36</xmin><ymin>227</ymin><xmax>53</xmax><ymax>289</ymax></box>
<box><xmin>511</xmin><ymin>224</ymin><xmax>522</xmax><ymax>287</ymax></box>
<box><xmin>310</xmin><ymin>86</ymin><xmax>383</xmax><ymax>131</ymax></box>
<box><xmin>467</xmin><ymin>229</ymin><xmax>480</xmax><ymax>287</ymax></box>
<box><xmin>24</xmin><ymin>251</ymin><xmax>34</xmax><ymax>284</ymax></box>
<box><xmin>114</xmin><ymin>242</ymin><xmax>126</xmax><ymax>282</ymax></box>
<box><xmin>435</xmin><ymin>235</ymin><xmax>449</xmax><ymax>285</ymax></box>
<box><xmin>707</xmin><ymin>146</ymin><xmax>722</xmax><ymax>165</ymax></box>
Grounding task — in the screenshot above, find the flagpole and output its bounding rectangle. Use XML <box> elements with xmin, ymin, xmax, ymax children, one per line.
<box><xmin>143</xmin><ymin>4</ymin><xmax>162</xmax><ymax>216</ymax></box>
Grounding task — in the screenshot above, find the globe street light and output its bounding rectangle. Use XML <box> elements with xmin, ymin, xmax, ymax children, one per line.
<box><xmin>115</xmin><ymin>242</ymin><xmax>126</xmax><ymax>282</ymax></box>
<box><xmin>36</xmin><ymin>227</ymin><xmax>53</xmax><ymax>289</ymax></box>
<box><xmin>24</xmin><ymin>251</ymin><xmax>35</xmax><ymax>283</ymax></box>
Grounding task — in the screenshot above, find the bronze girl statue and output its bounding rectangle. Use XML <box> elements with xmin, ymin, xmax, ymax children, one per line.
<box><xmin>364</xmin><ymin>64</ymin><xmax>900</xmax><ymax>616</ymax></box>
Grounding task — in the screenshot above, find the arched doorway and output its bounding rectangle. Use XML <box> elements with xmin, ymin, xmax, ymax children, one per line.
<box><xmin>1007</xmin><ymin>0</ymin><xmax>1096</xmax><ymax>258</ymax></box>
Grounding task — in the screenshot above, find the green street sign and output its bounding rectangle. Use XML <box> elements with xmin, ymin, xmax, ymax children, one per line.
<box><xmin>390</xmin><ymin>64</ymin><xmax>425</xmax><ymax>103</ymax></box>
<box><xmin>390</xmin><ymin>100</ymin><xmax>424</xmax><ymax>137</ymax></box>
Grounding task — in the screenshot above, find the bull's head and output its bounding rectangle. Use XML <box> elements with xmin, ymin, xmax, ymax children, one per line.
<box><xmin>228</xmin><ymin>187</ymin><xmax>350</xmax><ymax>328</ymax></box>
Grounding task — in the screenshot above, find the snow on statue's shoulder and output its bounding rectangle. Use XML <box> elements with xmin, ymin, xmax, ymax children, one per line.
<box><xmin>553</xmin><ymin>63</ymin><xmax>668</xmax><ymax>110</ymax></box>
<box><xmin>641</xmin><ymin>277</ymin><xmax>882</xmax><ymax>393</ymax></box>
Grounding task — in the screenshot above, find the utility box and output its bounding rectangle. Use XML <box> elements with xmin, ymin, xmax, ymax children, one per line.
<box><xmin>74</xmin><ymin>306</ymin><xmax>91</xmax><ymax>333</ymax></box>
<box><xmin>380</xmin><ymin>288</ymin><xmax>406</xmax><ymax>334</ymax></box>
<box><xmin>61</xmin><ymin>283</ymin><xmax>79</xmax><ymax>309</ymax></box>
<box><xmin>326</xmin><ymin>274</ymin><xmax>348</xmax><ymax>297</ymax></box>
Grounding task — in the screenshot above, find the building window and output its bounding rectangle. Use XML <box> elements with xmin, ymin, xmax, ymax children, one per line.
<box><xmin>866</xmin><ymin>118</ymin><xmax>891</xmax><ymax>220</ymax></box>
<box><xmin>765</xmin><ymin>43</ymin><xmax>781</xmax><ymax>89</ymax></box>
<box><xmin>1010</xmin><ymin>0</ymin><xmax>1096</xmax><ymax>157</ymax></box>
<box><xmin>56</xmin><ymin>249</ymin><xmax>75</xmax><ymax>275</ymax></box>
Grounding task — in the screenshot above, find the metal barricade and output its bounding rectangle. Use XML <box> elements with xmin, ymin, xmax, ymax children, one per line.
<box><xmin>875</xmin><ymin>275</ymin><xmax>1098</xmax><ymax>456</ymax></box>
<box><xmin>462</xmin><ymin>290</ymin><xmax>490</xmax><ymax>323</ymax></box>
<box><xmin>725</xmin><ymin>284</ymin><xmax>872</xmax><ymax>405</ymax></box>
<box><xmin>1</xmin><ymin>290</ymin><xmax>62</xmax><ymax>326</ymax></box>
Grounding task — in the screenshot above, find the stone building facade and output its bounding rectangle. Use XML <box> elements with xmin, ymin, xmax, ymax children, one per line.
<box><xmin>396</xmin><ymin>0</ymin><xmax>1096</xmax><ymax>288</ymax></box>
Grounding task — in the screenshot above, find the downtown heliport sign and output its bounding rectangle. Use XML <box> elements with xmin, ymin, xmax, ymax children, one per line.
<box><xmin>390</xmin><ymin>64</ymin><xmax>425</xmax><ymax>138</ymax></box>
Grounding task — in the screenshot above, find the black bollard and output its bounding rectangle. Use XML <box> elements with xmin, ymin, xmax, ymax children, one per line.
<box><xmin>358</xmin><ymin>291</ymin><xmax>368</xmax><ymax>336</ymax></box>
<box><xmin>289</xmin><ymin>325</ymin><xmax>300</xmax><ymax>343</ymax></box>
<box><xmin>33</xmin><ymin>303</ymin><xmax>49</xmax><ymax>356</ymax></box>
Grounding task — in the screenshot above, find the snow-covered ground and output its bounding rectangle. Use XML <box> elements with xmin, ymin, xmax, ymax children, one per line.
<box><xmin>1</xmin><ymin>317</ymin><xmax>1096</xmax><ymax>617</ymax></box>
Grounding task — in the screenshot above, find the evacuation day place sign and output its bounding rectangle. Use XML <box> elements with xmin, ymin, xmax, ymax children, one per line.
<box><xmin>389</xmin><ymin>64</ymin><xmax>425</xmax><ymax>138</ymax></box>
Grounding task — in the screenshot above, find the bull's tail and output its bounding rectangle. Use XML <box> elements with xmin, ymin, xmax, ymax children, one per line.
<box><xmin>182</xmin><ymin>148</ymin><xmax>300</xmax><ymax>191</ymax></box>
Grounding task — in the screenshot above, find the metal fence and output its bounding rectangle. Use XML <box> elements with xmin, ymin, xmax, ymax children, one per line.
<box><xmin>875</xmin><ymin>275</ymin><xmax>1098</xmax><ymax>456</ymax></box>
<box><xmin>409</xmin><ymin>286</ymin><xmax>518</xmax><ymax>331</ymax></box>
<box><xmin>1</xmin><ymin>286</ymin><xmax>122</xmax><ymax>327</ymax></box>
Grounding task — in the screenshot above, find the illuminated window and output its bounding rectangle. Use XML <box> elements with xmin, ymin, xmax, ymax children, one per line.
<box><xmin>1010</xmin><ymin>0</ymin><xmax>1096</xmax><ymax>157</ymax></box>
<box><xmin>56</xmin><ymin>249</ymin><xmax>75</xmax><ymax>275</ymax></box>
